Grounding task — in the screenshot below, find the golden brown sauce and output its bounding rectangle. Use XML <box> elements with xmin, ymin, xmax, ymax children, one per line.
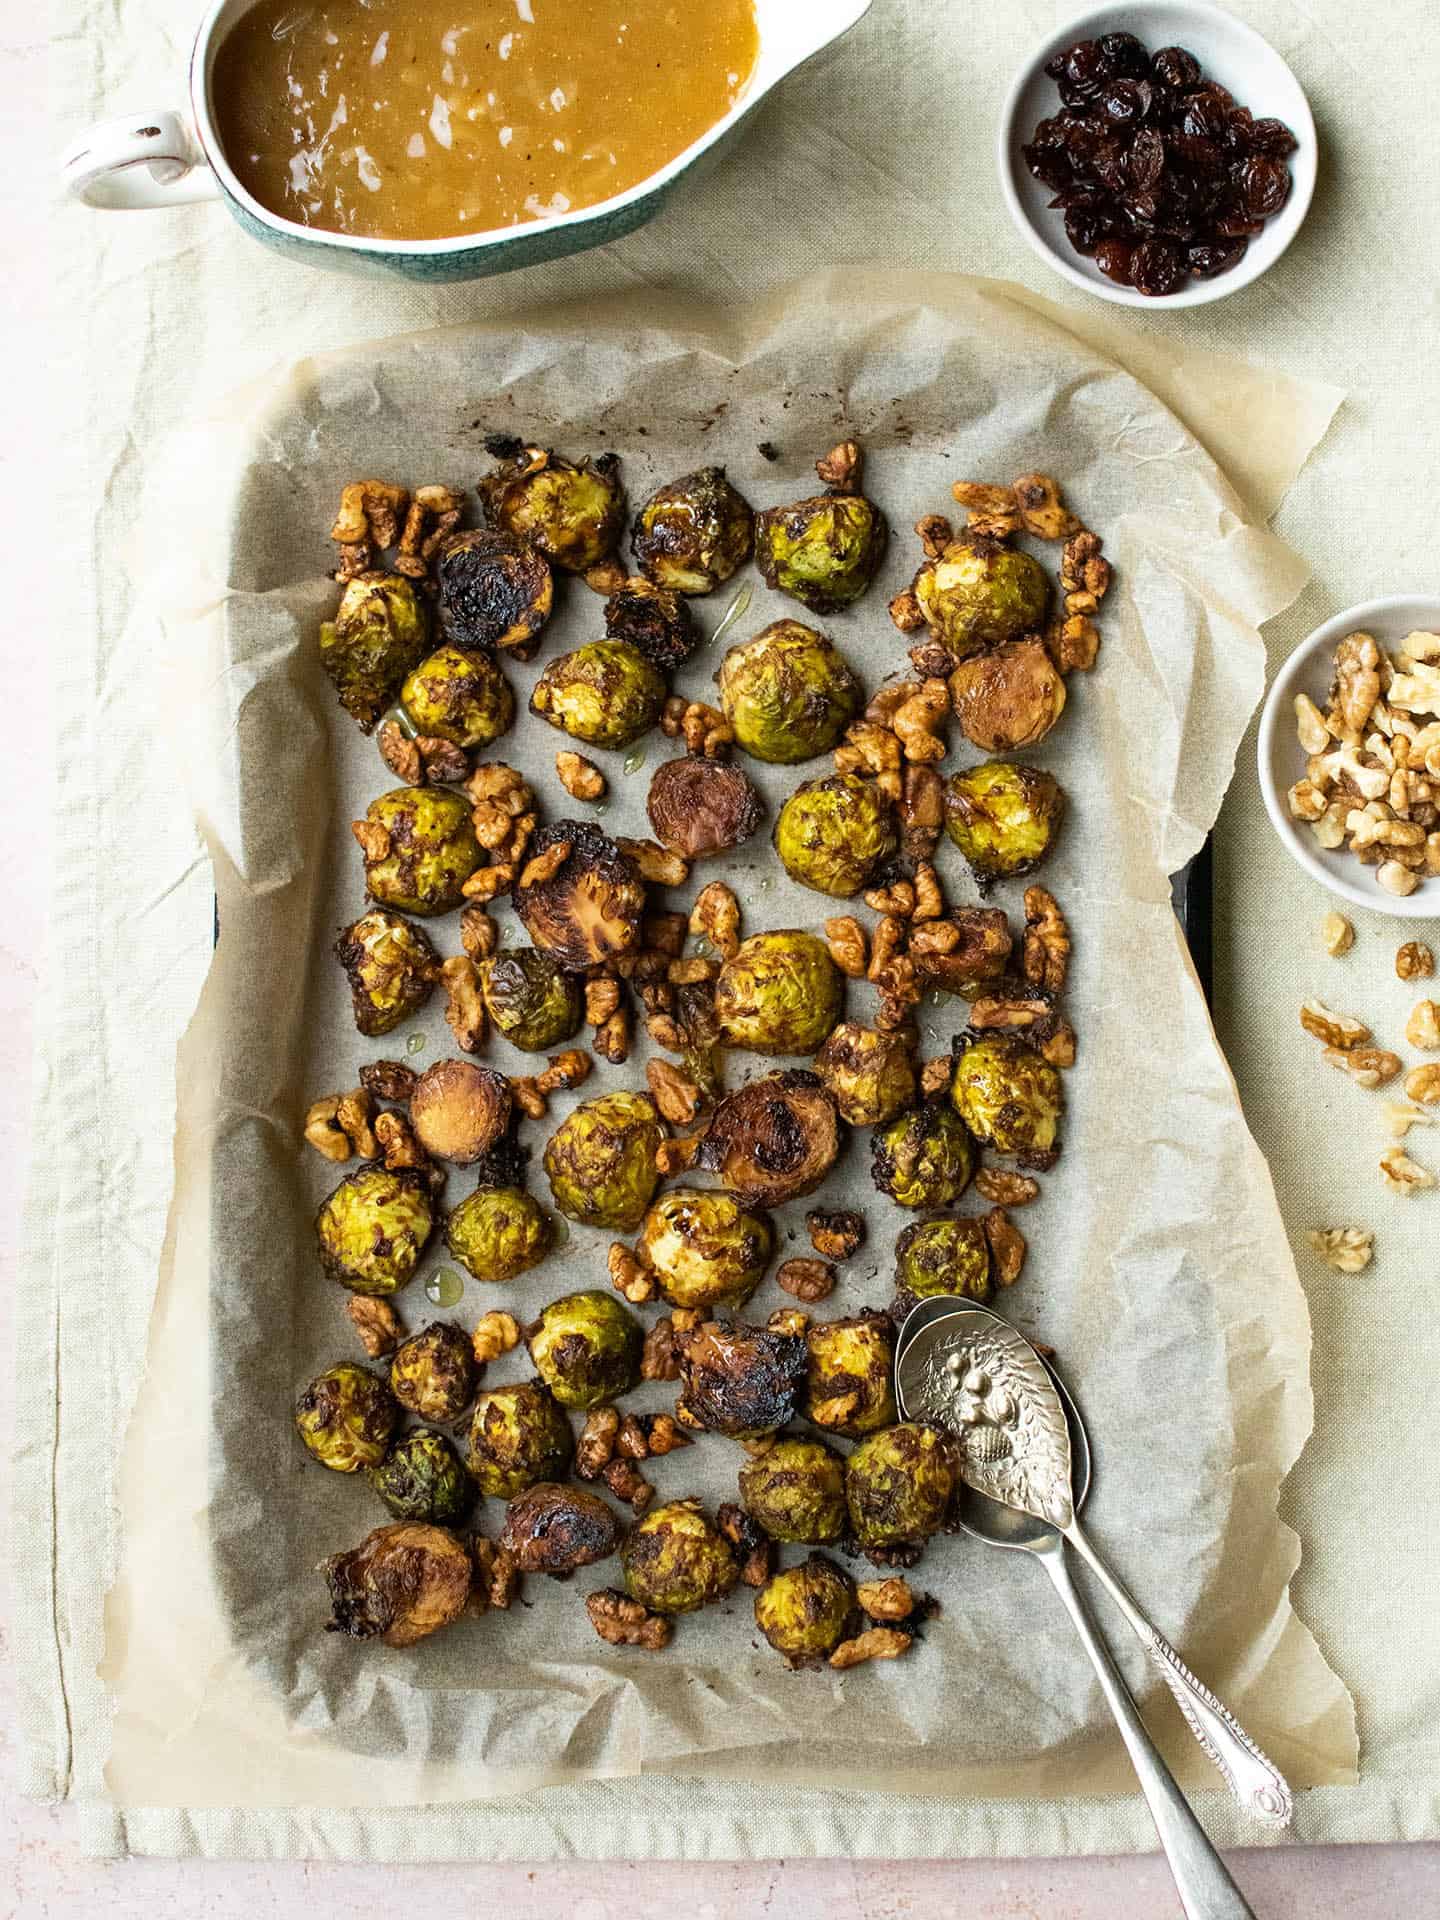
<box><xmin>212</xmin><ymin>0</ymin><xmax>759</xmax><ymax>242</ymax></box>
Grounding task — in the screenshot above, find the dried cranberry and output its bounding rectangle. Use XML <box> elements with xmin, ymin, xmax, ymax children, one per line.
<box><xmin>1057</xmin><ymin>40</ymin><xmax>1108</xmax><ymax>105</ymax></box>
<box><xmin>1131</xmin><ymin>239</ymin><xmax>1185</xmax><ymax>296</ymax></box>
<box><xmin>1187</xmin><ymin>239</ymin><xmax>1247</xmax><ymax>279</ymax></box>
<box><xmin>1214</xmin><ymin>209</ymin><xmax>1265</xmax><ymax>239</ymax></box>
<box><xmin>1024</xmin><ymin>142</ymin><xmax>1072</xmax><ymax>191</ymax></box>
<box><xmin>1064</xmin><ymin>207</ymin><xmax>1108</xmax><ymax>255</ymax></box>
<box><xmin>1043</xmin><ymin>50</ymin><xmax>1068</xmax><ymax>82</ymax></box>
<box><xmin>1247</xmin><ymin>117</ymin><xmax>1299</xmax><ymax>157</ymax></box>
<box><xmin>1150</xmin><ymin>46</ymin><xmax>1201</xmax><ymax>91</ymax></box>
<box><xmin>1238</xmin><ymin>156</ymin><xmax>1291</xmax><ymax>219</ymax></box>
<box><xmin>1168</xmin><ymin>133</ymin><xmax>1222</xmax><ymax>175</ymax></box>
<box><xmin>1100</xmin><ymin>78</ymin><xmax>1154</xmax><ymax>128</ymax></box>
<box><xmin>1098</xmin><ymin>32</ymin><xmax>1149</xmax><ymax>77</ymax></box>
<box><xmin>1128</xmin><ymin>127</ymin><xmax>1165</xmax><ymax>190</ymax></box>
<box><xmin>1092</xmin><ymin>142</ymin><xmax>1130</xmax><ymax>192</ymax></box>
<box><xmin>1094</xmin><ymin>239</ymin><xmax>1137</xmax><ymax>285</ymax></box>
<box><xmin>1181</xmin><ymin>92</ymin><xmax>1229</xmax><ymax>142</ymax></box>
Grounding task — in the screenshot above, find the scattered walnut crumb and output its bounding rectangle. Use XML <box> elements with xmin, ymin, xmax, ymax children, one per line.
<box><xmin>586</xmin><ymin>1588</ymin><xmax>671</xmax><ymax>1650</ymax></box>
<box><xmin>1407</xmin><ymin>1000</ymin><xmax>1440</xmax><ymax>1050</ymax></box>
<box><xmin>1321</xmin><ymin>912</ymin><xmax>1355</xmax><ymax>957</ymax></box>
<box><xmin>575</xmin><ymin>1408</ymin><xmax>620</xmax><ymax>1480</ymax></box>
<box><xmin>1300</xmin><ymin>999</ymin><xmax>1372</xmax><ymax>1050</ymax></box>
<box><xmin>1379</xmin><ymin>1146</ymin><xmax>1436</xmax><ymax>1196</ymax></box>
<box><xmin>1397</xmin><ymin>941</ymin><xmax>1436</xmax><ymax>982</ymax></box>
<box><xmin>1321</xmin><ymin>1046</ymin><xmax>1404</xmax><ymax>1090</ymax></box>
<box><xmin>830</xmin><ymin>1627</ymin><xmax>913</xmax><ymax>1669</ymax></box>
<box><xmin>776</xmin><ymin>1257</ymin><xmax>837</xmax><ymax>1303</ymax></box>
<box><xmin>555</xmin><ymin>751</ymin><xmax>606</xmax><ymax>801</ymax></box>
<box><xmin>975</xmin><ymin>1167</ymin><xmax>1040</xmax><ymax>1208</ymax></box>
<box><xmin>347</xmin><ymin>1295</ymin><xmax>403</xmax><ymax>1357</ymax></box>
<box><xmin>1305</xmin><ymin>1227</ymin><xmax>1374</xmax><ymax>1273</ymax></box>
<box><xmin>805</xmin><ymin>1209</ymin><xmax>865</xmax><ymax>1260</ymax></box>
<box><xmin>472</xmin><ymin>1310</ymin><xmax>521</xmax><ymax>1364</ymax></box>
<box><xmin>358</xmin><ymin>1059</ymin><xmax>418</xmax><ymax>1103</ymax></box>
<box><xmin>608</xmin><ymin>1241</ymin><xmax>656</xmax><ymax>1305</ymax></box>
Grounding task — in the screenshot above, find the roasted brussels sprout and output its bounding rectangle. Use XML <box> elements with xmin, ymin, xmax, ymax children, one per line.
<box><xmin>637</xmin><ymin>1189</ymin><xmax>773</xmax><ymax>1311</ymax></box>
<box><xmin>804</xmin><ymin>1313</ymin><xmax>897</xmax><ymax>1438</ymax></box>
<box><xmin>436</xmin><ymin>527</ymin><xmax>553</xmax><ymax>660</ymax></box>
<box><xmin>499</xmin><ymin>1481</ymin><xmax>622</xmax><ymax>1574</ymax></box>
<box><xmin>754</xmin><ymin>444</ymin><xmax>887</xmax><ymax>613</ymax></box>
<box><xmin>892</xmin><ymin>1215</ymin><xmax>992</xmax><ymax>1316</ymax></box>
<box><xmin>389</xmin><ymin>1321</ymin><xmax>476</xmax><ymax>1424</ymax></box>
<box><xmin>530</xmin><ymin>640</ymin><xmax>667</xmax><ymax>751</ymax></box>
<box><xmin>908</xmin><ymin>905</ymin><xmax>1013</xmax><ymax>999</ymax></box>
<box><xmin>773</xmin><ymin>773</ymin><xmax>897</xmax><ymax>898</ymax></box>
<box><xmin>621</xmin><ymin>1498</ymin><xmax>740</xmax><ymax>1614</ymax></box>
<box><xmin>528</xmin><ymin>1289</ymin><xmax>644</xmax><ymax>1409</ymax></box>
<box><xmin>399</xmin><ymin>643</ymin><xmax>515</xmax><ymax>749</ymax></box>
<box><xmin>335</xmin><ymin>908</ymin><xmax>438</xmax><ymax>1038</ymax></box>
<box><xmin>543</xmin><ymin>1090</ymin><xmax>663</xmax><ymax>1229</ymax></box>
<box><xmin>871</xmin><ymin>1099</ymin><xmax>975</xmax><ymax>1209</ymax></box>
<box><xmin>410</xmin><ymin>1058</ymin><xmax>512</xmax><ymax>1165</ymax></box>
<box><xmin>446</xmin><ymin>1183</ymin><xmax>553</xmax><ymax>1284</ymax></box>
<box><xmin>355</xmin><ymin>785</ymin><xmax>483</xmax><ymax>916</ymax></box>
<box><xmin>738</xmin><ymin>1435</ymin><xmax>848</xmax><ymax>1543</ymax></box>
<box><xmin>478</xmin><ymin>947</ymin><xmax>583</xmax><ymax>1053</ymax></box>
<box><xmin>368</xmin><ymin>1428</ymin><xmax>475</xmax><ymax>1525</ymax></box>
<box><xmin>646</xmin><ymin>755</ymin><xmax>765</xmax><ymax>862</ymax></box>
<box><xmin>320</xmin><ymin>572</ymin><xmax>429</xmax><ymax>732</ymax></box>
<box><xmin>631</xmin><ymin>466</ymin><xmax>754</xmax><ymax>595</ymax></box>
<box><xmin>944</xmin><ymin>761</ymin><xmax>1065</xmax><ymax>887</ymax></box>
<box><xmin>513</xmin><ymin>820</ymin><xmax>646</xmax><ymax>971</ymax></box>
<box><xmin>316</xmin><ymin>1164</ymin><xmax>435</xmax><ymax>1296</ymax></box>
<box><xmin>949</xmin><ymin>638</ymin><xmax>1066</xmax><ymax>752</ymax></box>
<box><xmin>479</xmin><ymin>443</ymin><xmax>624</xmax><ymax>573</ymax></box>
<box><xmin>845</xmin><ymin>1423</ymin><xmax>958</xmax><ymax>1557</ymax></box>
<box><xmin>912</xmin><ymin>535</ymin><xmax>1050</xmax><ymax>660</ymax></box>
<box><xmin>321</xmin><ymin>1521</ymin><xmax>472</xmax><ymax>1647</ymax></box>
<box><xmin>295</xmin><ymin>1362</ymin><xmax>398</xmax><ymax>1472</ymax></box>
<box><xmin>675</xmin><ymin>1317</ymin><xmax>808</xmax><ymax>1438</ymax></box>
<box><xmin>717</xmin><ymin>621</ymin><xmax>862</xmax><ymax>765</ymax></box>
<box><xmin>604</xmin><ymin>575</ymin><xmax>700</xmax><ymax>670</ymax></box>
<box><xmin>714</xmin><ymin>929</ymin><xmax>843</xmax><ymax>1056</ymax></box>
<box><xmin>696</xmin><ymin>1071</ymin><xmax>841</xmax><ymax>1210</ymax></box>
<box><xmin>950</xmin><ymin>1032</ymin><xmax>1063</xmax><ymax>1165</ymax></box>
<box><xmin>754</xmin><ymin>1555</ymin><xmax>858</xmax><ymax>1663</ymax></box>
<box><xmin>814</xmin><ymin>1021</ymin><xmax>917</xmax><ymax>1127</ymax></box>
<box><xmin>467</xmin><ymin>1378</ymin><xmax>574</xmax><ymax>1497</ymax></box>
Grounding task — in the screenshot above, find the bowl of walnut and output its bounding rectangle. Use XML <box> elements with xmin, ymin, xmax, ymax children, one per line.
<box><xmin>1259</xmin><ymin>596</ymin><xmax>1440</xmax><ymax>919</ymax></box>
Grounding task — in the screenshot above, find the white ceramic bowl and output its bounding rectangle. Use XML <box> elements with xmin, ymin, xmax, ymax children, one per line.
<box><xmin>1258</xmin><ymin>597</ymin><xmax>1440</xmax><ymax>921</ymax></box>
<box><xmin>997</xmin><ymin>1</ymin><xmax>1317</xmax><ymax>309</ymax></box>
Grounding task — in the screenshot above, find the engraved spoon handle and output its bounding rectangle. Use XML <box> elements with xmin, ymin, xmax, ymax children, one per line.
<box><xmin>1039</xmin><ymin>1545</ymin><xmax>1258</xmax><ymax>1920</ymax></box>
<box><xmin>1064</xmin><ymin>1521</ymin><xmax>1292</xmax><ymax>1826</ymax></box>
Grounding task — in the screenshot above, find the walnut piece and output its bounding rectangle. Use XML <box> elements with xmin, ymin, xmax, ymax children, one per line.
<box><xmin>646</xmin><ymin>1058</ymin><xmax>705</xmax><ymax>1126</ymax></box>
<box><xmin>1300</xmin><ymin>999</ymin><xmax>1372</xmax><ymax>1050</ymax></box>
<box><xmin>975</xmin><ymin>1167</ymin><xmax>1040</xmax><ymax>1208</ymax></box>
<box><xmin>358</xmin><ymin>1059</ymin><xmax>418</xmax><ymax>1103</ymax></box>
<box><xmin>654</xmin><ymin>1135</ymin><xmax>700</xmax><ymax>1176</ymax></box>
<box><xmin>304</xmin><ymin>1096</ymin><xmax>354</xmax><ymax>1162</ymax></box>
<box><xmin>776</xmin><ymin>1257</ymin><xmax>836</xmax><ymax>1303</ymax></box>
<box><xmin>982</xmin><ymin>1207</ymin><xmax>1027</xmax><ymax>1287</ymax></box>
<box><xmin>1406</xmin><ymin>1000</ymin><xmax>1440</xmax><ymax>1050</ymax></box>
<box><xmin>439</xmin><ymin>954</ymin><xmax>486</xmax><ymax>1053</ymax></box>
<box><xmin>689</xmin><ymin>881</ymin><xmax>741</xmax><ymax>960</ymax></box>
<box><xmin>519</xmin><ymin>838</ymin><xmax>570</xmax><ymax>891</ymax></box>
<box><xmin>373</xmin><ymin>1107</ymin><xmax>429</xmax><ymax>1172</ymax></box>
<box><xmin>920</xmin><ymin>1056</ymin><xmax>953</xmax><ymax>1096</ymax></box>
<box><xmin>601</xmin><ymin>1455</ymin><xmax>654</xmax><ymax>1513</ymax></box>
<box><xmin>1321</xmin><ymin>912</ymin><xmax>1355</xmax><ymax>957</ymax></box>
<box><xmin>856</xmin><ymin>1577</ymin><xmax>919</xmax><ymax>1623</ymax></box>
<box><xmin>898</xmin><ymin>763</ymin><xmax>945</xmax><ymax>861</ymax></box>
<box><xmin>1022</xmin><ymin>886</ymin><xmax>1070</xmax><ymax>992</ymax></box>
<box><xmin>1321</xmin><ymin>1046</ymin><xmax>1403</xmax><ymax>1089</ymax></box>
<box><xmin>1012</xmin><ymin>473</ymin><xmax>1078</xmax><ymax>542</ymax></box>
<box><xmin>863</xmin><ymin>877</ymin><xmax>916</xmax><ymax>919</ymax></box>
<box><xmin>1379</xmin><ymin>1147</ymin><xmax>1436</xmax><ymax>1196</ymax></box>
<box><xmin>585</xmin><ymin>975</ymin><xmax>622</xmax><ymax>1027</ymax></box>
<box><xmin>891</xmin><ymin>679</ymin><xmax>950</xmax><ymax>763</ymax></box>
<box><xmin>715</xmin><ymin>1503</ymin><xmax>773</xmax><ymax>1588</ymax></box>
<box><xmin>616</xmin><ymin>837</ymin><xmax>690</xmax><ymax>888</ymax></box>
<box><xmin>470</xmin><ymin>1536</ymin><xmax>521</xmax><ymax>1612</ymax></box>
<box><xmin>829</xmin><ymin>1627</ymin><xmax>913</xmax><ymax>1669</ymax></box>
<box><xmin>641</xmin><ymin>1316</ymin><xmax>683</xmax><ymax>1382</ymax></box>
<box><xmin>644</xmin><ymin>1413</ymin><xmax>693</xmax><ymax>1456</ymax></box>
<box><xmin>805</xmin><ymin>1209</ymin><xmax>865</xmax><ymax>1260</ymax></box>
<box><xmin>1397</xmin><ymin>941</ymin><xmax>1436</xmax><ymax>981</ymax></box>
<box><xmin>593</xmin><ymin>1005</ymin><xmax>631</xmax><ymax>1065</ymax></box>
<box><xmin>1305</xmin><ymin>1227</ymin><xmax>1374</xmax><ymax>1274</ymax></box>
<box><xmin>1331</xmin><ymin>631</ymin><xmax>1382</xmax><ymax>738</ymax></box>
<box><xmin>586</xmin><ymin>1589</ymin><xmax>672</xmax><ymax>1650</ymax></box>
<box><xmin>538</xmin><ymin>1050</ymin><xmax>592</xmax><ymax>1095</ymax></box>
<box><xmin>1384</xmin><ymin>1100</ymin><xmax>1438</xmax><ymax>1138</ymax></box>
<box><xmin>608</xmin><ymin>1241</ymin><xmax>657</xmax><ymax>1305</ymax></box>
<box><xmin>824</xmin><ymin>915</ymin><xmax>869</xmax><ymax>978</ymax></box>
<box><xmin>347</xmin><ymin>1295</ymin><xmax>403</xmax><ymax>1357</ymax></box>
<box><xmin>1404</xmin><ymin>1064</ymin><xmax>1440</xmax><ymax>1106</ymax></box>
<box><xmin>555</xmin><ymin>751</ymin><xmax>606</xmax><ymax>802</ymax></box>
<box><xmin>575</xmin><ymin>1408</ymin><xmax>619</xmax><ymax>1480</ymax></box>
<box><xmin>472</xmin><ymin>1310</ymin><xmax>521</xmax><ymax>1364</ymax></box>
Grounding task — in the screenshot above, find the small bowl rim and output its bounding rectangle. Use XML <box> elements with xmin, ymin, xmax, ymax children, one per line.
<box><xmin>996</xmin><ymin>0</ymin><xmax>1318</xmax><ymax>310</ymax></box>
<box><xmin>1257</xmin><ymin>595</ymin><xmax>1440</xmax><ymax>921</ymax></box>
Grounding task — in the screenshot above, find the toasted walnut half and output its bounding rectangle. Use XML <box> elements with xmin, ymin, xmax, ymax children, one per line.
<box><xmin>1305</xmin><ymin>1227</ymin><xmax>1373</xmax><ymax>1273</ymax></box>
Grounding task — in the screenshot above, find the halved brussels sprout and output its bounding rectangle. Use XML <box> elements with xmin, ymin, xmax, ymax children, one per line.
<box><xmin>530</xmin><ymin>640</ymin><xmax>666</xmax><ymax>750</ymax></box>
<box><xmin>436</xmin><ymin>527</ymin><xmax>553</xmax><ymax>660</ymax></box>
<box><xmin>647</xmin><ymin>755</ymin><xmax>765</xmax><ymax>862</ymax></box>
<box><xmin>467</xmin><ymin>1378</ymin><xmax>574</xmax><ymax>1497</ymax></box>
<box><xmin>542</xmin><ymin>1090</ymin><xmax>663</xmax><ymax>1229</ymax></box>
<box><xmin>368</xmin><ymin>1428</ymin><xmax>475</xmax><ymax>1525</ymax></box>
<box><xmin>399</xmin><ymin>643</ymin><xmax>515</xmax><ymax>749</ymax></box>
<box><xmin>622</xmin><ymin>1498</ymin><xmax>739</xmax><ymax>1615</ymax></box>
<box><xmin>714</xmin><ymin>929</ymin><xmax>843</xmax><ymax>1056</ymax></box>
<box><xmin>320</xmin><ymin>572</ymin><xmax>429</xmax><ymax>733</ymax></box>
<box><xmin>631</xmin><ymin>466</ymin><xmax>754</xmax><ymax>595</ymax></box>
<box><xmin>804</xmin><ymin>1313</ymin><xmax>897</xmax><ymax>1438</ymax></box>
<box><xmin>717</xmin><ymin>621</ymin><xmax>862</xmax><ymax>765</ymax></box>
<box><xmin>637</xmin><ymin>1189</ymin><xmax>773</xmax><ymax>1311</ymax></box>
<box><xmin>675</xmin><ymin>1317</ymin><xmax>808</xmax><ymax>1438</ymax></box>
<box><xmin>354</xmin><ymin>786</ymin><xmax>483</xmax><ymax>916</ymax></box>
<box><xmin>321</xmin><ymin>1522</ymin><xmax>472</xmax><ymax>1647</ymax></box>
<box><xmin>949</xmin><ymin>638</ymin><xmax>1066</xmax><ymax>753</ymax></box>
<box><xmin>295</xmin><ymin>1362</ymin><xmax>398</xmax><ymax>1472</ymax></box>
<box><xmin>513</xmin><ymin>820</ymin><xmax>646</xmax><ymax>971</ymax></box>
<box><xmin>814</xmin><ymin>1021</ymin><xmax>917</xmax><ymax>1127</ymax></box>
<box><xmin>696</xmin><ymin>1071</ymin><xmax>840</xmax><ymax>1210</ymax></box>
<box><xmin>389</xmin><ymin>1321</ymin><xmax>476</xmax><ymax>1424</ymax></box>
<box><xmin>755</xmin><ymin>464</ymin><xmax>887</xmax><ymax>612</ymax></box>
<box><xmin>912</xmin><ymin>536</ymin><xmax>1050</xmax><ymax>661</ymax></box>
<box><xmin>335</xmin><ymin>908</ymin><xmax>438</xmax><ymax>1038</ymax></box>
<box><xmin>446</xmin><ymin>1183</ymin><xmax>553</xmax><ymax>1284</ymax></box>
<box><xmin>754</xmin><ymin>1556</ymin><xmax>857</xmax><ymax>1663</ymax></box>
<box><xmin>892</xmin><ymin>1215</ymin><xmax>992</xmax><ymax>1315</ymax></box>
<box><xmin>871</xmin><ymin>1099</ymin><xmax>975</xmax><ymax>1209</ymax></box>
<box><xmin>845</xmin><ymin>1422</ymin><xmax>958</xmax><ymax>1557</ymax></box>
<box><xmin>479</xmin><ymin>443</ymin><xmax>625</xmax><ymax>574</ymax></box>
<box><xmin>604</xmin><ymin>576</ymin><xmax>700</xmax><ymax>670</ymax></box>
<box><xmin>950</xmin><ymin>1032</ymin><xmax>1063</xmax><ymax>1164</ymax></box>
<box><xmin>528</xmin><ymin>1289</ymin><xmax>644</xmax><ymax>1409</ymax></box>
<box><xmin>499</xmin><ymin>1481</ymin><xmax>622</xmax><ymax>1574</ymax></box>
<box><xmin>908</xmin><ymin>905</ymin><xmax>1014</xmax><ymax>1000</ymax></box>
<box><xmin>478</xmin><ymin>947</ymin><xmax>583</xmax><ymax>1053</ymax></box>
<box><xmin>316</xmin><ymin>1164</ymin><xmax>435</xmax><ymax>1297</ymax></box>
<box><xmin>944</xmin><ymin>761</ymin><xmax>1065</xmax><ymax>887</ymax></box>
<box><xmin>773</xmin><ymin>773</ymin><xmax>897</xmax><ymax>898</ymax></box>
<box><xmin>739</xmin><ymin>1435</ymin><xmax>848</xmax><ymax>1543</ymax></box>
<box><xmin>410</xmin><ymin>1058</ymin><xmax>512</xmax><ymax>1165</ymax></box>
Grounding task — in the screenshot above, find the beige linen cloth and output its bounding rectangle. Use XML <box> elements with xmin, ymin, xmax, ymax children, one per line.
<box><xmin>19</xmin><ymin>0</ymin><xmax>1440</xmax><ymax>1859</ymax></box>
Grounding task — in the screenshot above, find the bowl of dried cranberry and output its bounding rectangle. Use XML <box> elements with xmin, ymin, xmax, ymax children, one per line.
<box><xmin>999</xmin><ymin>3</ymin><xmax>1317</xmax><ymax>307</ymax></box>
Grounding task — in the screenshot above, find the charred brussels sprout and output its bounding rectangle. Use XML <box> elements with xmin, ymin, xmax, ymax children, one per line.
<box><xmin>912</xmin><ymin>536</ymin><xmax>1050</xmax><ymax>661</ymax></box>
<box><xmin>637</xmin><ymin>1189</ymin><xmax>773</xmax><ymax>1311</ymax></box>
<box><xmin>316</xmin><ymin>1164</ymin><xmax>435</xmax><ymax>1296</ymax></box>
<box><xmin>871</xmin><ymin>1099</ymin><xmax>975</xmax><ymax>1209</ymax></box>
<box><xmin>908</xmin><ymin>905</ymin><xmax>1013</xmax><ymax>1000</ymax></box>
<box><xmin>814</xmin><ymin>1021</ymin><xmax>917</xmax><ymax>1127</ymax></box>
<box><xmin>467</xmin><ymin>1378</ymin><xmax>574</xmax><ymax>1497</ymax></box>
<box><xmin>949</xmin><ymin>638</ymin><xmax>1066</xmax><ymax>753</ymax></box>
<box><xmin>499</xmin><ymin>1482</ymin><xmax>622</xmax><ymax>1574</ymax></box>
<box><xmin>320</xmin><ymin>573</ymin><xmax>429</xmax><ymax>732</ymax></box>
<box><xmin>295</xmin><ymin>1362</ymin><xmax>398</xmax><ymax>1472</ymax></box>
<box><xmin>604</xmin><ymin>575</ymin><xmax>700</xmax><ymax>670</ymax></box>
<box><xmin>893</xmin><ymin>1216</ymin><xmax>992</xmax><ymax>1315</ymax></box>
<box><xmin>528</xmin><ymin>1289</ymin><xmax>643</xmax><ymax>1409</ymax></box>
<box><xmin>436</xmin><ymin>527</ymin><xmax>553</xmax><ymax>661</ymax></box>
<box><xmin>321</xmin><ymin>1522</ymin><xmax>472</xmax><ymax>1647</ymax></box>
<box><xmin>479</xmin><ymin>444</ymin><xmax>624</xmax><ymax>574</ymax></box>
<box><xmin>755</xmin><ymin>487</ymin><xmax>887</xmax><ymax>614</ymax></box>
<box><xmin>845</xmin><ymin>1423</ymin><xmax>958</xmax><ymax>1557</ymax></box>
<box><xmin>478</xmin><ymin>947</ymin><xmax>583</xmax><ymax>1053</ymax></box>
<box><xmin>754</xmin><ymin>1556</ymin><xmax>858</xmax><ymax>1663</ymax></box>
<box><xmin>739</xmin><ymin>1435</ymin><xmax>848</xmax><ymax>1543</ymax></box>
<box><xmin>950</xmin><ymin>1032</ymin><xmax>1063</xmax><ymax>1164</ymax></box>
<box><xmin>410</xmin><ymin>1058</ymin><xmax>512</xmax><ymax>1165</ymax></box>
<box><xmin>389</xmin><ymin>1322</ymin><xmax>476</xmax><ymax>1424</ymax></box>
<box><xmin>622</xmin><ymin>1497</ymin><xmax>740</xmax><ymax>1614</ymax></box>
<box><xmin>335</xmin><ymin>908</ymin><xmax>438</xmax><ymax>1038</ymax></box>
<box><xmin>714</xmin><ymin>929</ymin><xmax>843</xmax><ymax>1056</ymax></box>
<box><xmin>399</xmin><ymin>643</ymin><xmax>515</xmax><ymax>749</ymax></box>
<box><xmin>514</xmin><ymin>820</ymin><xmax>646</xmax><ymax>972</ymax></box>
<box><xmin>804</xmin><ymin>1313</ymin><xmax>897</xmax><ymax>1438</ymax></box>
<box><xmin>697</xmin><ymin>1071</ymin><xmax>840</xmax><ymax>1210</ymax></box>
<box><xmin>675</xmin><ymin>1318</ymin><xmax>808</xmax><ymax>1438</ymax></box>
<box><xmin>543</xmin><ymin>1090</ymin><xmax>663</xmax><ymax>1229</ymax></box>
<box><xmin>647</xmin><ymin>755</ymin><xmax>765</xmax><ymax>862</ymax></box>
<box><xmin>717</xmin><ymin>621</ymin><xmax>862</xmax><ymax>765</ymax></box>
<box><xmin>631</xmin><ymin>466</ymin><xmax>754</xmax><ymax>595</ymax></box>
<box><xmin>355</xmin><ymin>786</ymin><xmax>483</xmax><ymax>916</ymax></box>
<box><xmin>530</xmin><ymin>640</ymin><xmax>666</xmax><ymax>751</ymax></box>
<box><xmin>944</xmin><ymin>761</ymin><xmax>1065</xmax><ymax>887</ymax></box>
<box><xmin>774</xmin><ymin>773</ymin><xmax>897</xmax><ymax>898</ymax></box>
<box><xmin>368</xmin><ymin>1428</ymin><xmax>475</xmax><ymax>1525</ymax></box>
<box><xmin>446</xmin><ymin>1183</ymin><xmax>553</xmax><ymax>1284</ymax></box>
